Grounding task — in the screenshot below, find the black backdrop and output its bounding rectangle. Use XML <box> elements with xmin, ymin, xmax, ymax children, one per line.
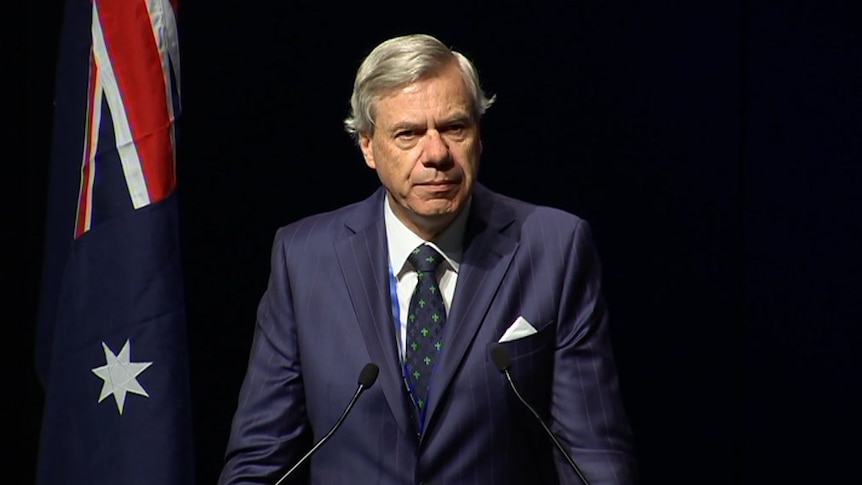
<box><xmin>23</xmin><ymin>1</ymin><xmax>860</xmax><ymax>484</ymax></box>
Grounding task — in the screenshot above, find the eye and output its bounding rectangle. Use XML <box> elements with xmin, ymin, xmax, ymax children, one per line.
<box><xmin>393</xmin><ymin>129</ymin><xmax>421</xmax><ymax>148</ymax></box>
<box><xmin>442</xmin><ymin>123</ymin><xmax>468</xmax><ymax>139</ymax></box>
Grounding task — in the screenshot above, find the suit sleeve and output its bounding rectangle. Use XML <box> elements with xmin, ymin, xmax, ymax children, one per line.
<box><xmin>551</xmin><ymin>220</ymin><xmax>639</xmax><ymax>485</ymax></box>
<box><xmin>218</xmin><ymin>227</ymin><xmax>312</xmax><ymax>485</ymax></box>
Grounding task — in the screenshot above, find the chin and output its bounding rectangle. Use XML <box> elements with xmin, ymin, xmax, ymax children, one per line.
<box><xmin>417</xmin><ymin>200</ymin><xmax>462</xmax><ymax>217</ymax></box>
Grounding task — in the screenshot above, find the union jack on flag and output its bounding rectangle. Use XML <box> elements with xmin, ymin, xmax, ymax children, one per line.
<box><xmin>76</xmin><ymin>0</ymin><xmax>181</xmax><ymax>236</ymax></box>
<box><xmin>36</xmin><ymin>1</ymin><xmax>195</xmax><ymax>484</ymax></box>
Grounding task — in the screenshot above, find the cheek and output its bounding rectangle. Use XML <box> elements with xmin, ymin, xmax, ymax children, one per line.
<box><xmin>375</xmin><ymin>148</ymin><xmax>415</xmax><ymax>182</ymax></box>
<box><xmin>457</xmin><ymin>142</ymin><xmax>481</xmax><ymax>171</ymax></box>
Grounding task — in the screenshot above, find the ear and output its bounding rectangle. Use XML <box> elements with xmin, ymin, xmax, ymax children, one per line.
<box><xmin>359</xmin><ymin>133</ymin><xmax>376</xmax><ymax>169</ymax></box>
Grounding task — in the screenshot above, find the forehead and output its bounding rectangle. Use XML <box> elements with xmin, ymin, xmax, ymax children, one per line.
<box><xmin>373</xmin><ymin>65</ymin><xmax>473</xmax><ymax>124</ymax></box>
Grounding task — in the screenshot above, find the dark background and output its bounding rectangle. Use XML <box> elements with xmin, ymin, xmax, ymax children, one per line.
<box><xmin>23</xmin><ymin>1</ymin><xmax>860</xmax><ymax>484</ymax></box>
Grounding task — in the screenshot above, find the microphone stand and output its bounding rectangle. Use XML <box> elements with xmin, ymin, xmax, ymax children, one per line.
<box><xmin>273</xmin><ymin>364</ymin><xmax>378</xmax><ymax>485</ymax></box>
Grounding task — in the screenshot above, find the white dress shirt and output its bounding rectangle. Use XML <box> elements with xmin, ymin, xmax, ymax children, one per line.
<box><xmin>383</xmin><ymin>194</ymin><xmax>470</xmax><ymax>359</ymax></box>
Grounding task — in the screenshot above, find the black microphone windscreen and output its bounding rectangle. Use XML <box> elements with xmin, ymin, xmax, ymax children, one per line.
<box><xmin>358</xmin><ymin>363</ymin><xmax>379</xmax><ymax>388</ymax></box>
<box><xmin>490</xmin><ymin>345</ymin><xmax>511</xmax><ymax>372</ymax></box>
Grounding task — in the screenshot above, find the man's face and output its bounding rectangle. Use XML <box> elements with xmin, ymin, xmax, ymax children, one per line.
<box><xmin>359</xmin><ymin>62</ymin><xmax>481</xmax><ymax>239</ymax></box>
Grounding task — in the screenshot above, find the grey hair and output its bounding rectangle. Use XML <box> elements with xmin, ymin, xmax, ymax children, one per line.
<box><xmin>343</xmin><ymin>34</ymin><xmax>495</xmax><ymax>139</ymax></box>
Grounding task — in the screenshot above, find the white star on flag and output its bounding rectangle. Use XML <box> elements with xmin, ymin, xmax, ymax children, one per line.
<box><xmin>91</xmin><ymin>339</ymin><xmax>152</xmax><ymax>414</ymax></box>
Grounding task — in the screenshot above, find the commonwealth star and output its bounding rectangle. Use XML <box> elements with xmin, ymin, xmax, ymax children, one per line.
<box><xmin>91</xmin><ymin>339</ymin><xmax>152</xmax><ymax>414</ymax></box>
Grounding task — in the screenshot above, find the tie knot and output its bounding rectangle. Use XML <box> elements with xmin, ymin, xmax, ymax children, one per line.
<box><xmin>408</xmin><ymin>244</ymin><xmax>444</xmax><ymax>273</ymax></box>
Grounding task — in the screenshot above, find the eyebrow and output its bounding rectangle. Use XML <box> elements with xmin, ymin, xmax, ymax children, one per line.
<box><xmin>439</xmin><ymin>112</ymin><xmax>473</xmax><ymax>127</ymax></box>
<box><xmin>388</xmin><ymin>112</ymin><xmax>473</xmax><ymax>133</ymax></box>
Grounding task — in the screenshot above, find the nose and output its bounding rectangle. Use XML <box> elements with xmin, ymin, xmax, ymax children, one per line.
<box><xmin>420</xmin><ymin>130</ymin><xmax>451</xmax><ymax>167</ymax></box>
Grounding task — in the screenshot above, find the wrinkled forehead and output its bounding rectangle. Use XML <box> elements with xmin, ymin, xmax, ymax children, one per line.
<box><xmin>370</xmin><ymin>65</ymin><xmax>475</xmax><ymax>123</ymax></box>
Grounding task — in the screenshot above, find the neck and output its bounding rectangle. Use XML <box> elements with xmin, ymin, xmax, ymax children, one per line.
<box><xmin>387</xmin><ymin>195</ymin><xmax>458</xmax><ymax>241</ymax></box>
<box><xmin>404</xmin><ymin>213</ymin><xmax>456</xmax><ymax>241</ymax></box>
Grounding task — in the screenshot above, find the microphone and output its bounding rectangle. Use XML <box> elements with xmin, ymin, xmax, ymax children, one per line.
<box><xmin>274</xmin><ymin>363</ymin><xmax>380</xmax><ymax>485</ymax></box>
<box><xmin>490</xmin><ymin>345</ymin><xmax>592</xmax><ymax>485</ymax></box>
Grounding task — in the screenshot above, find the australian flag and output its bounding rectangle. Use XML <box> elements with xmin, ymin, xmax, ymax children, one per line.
<box><xmin>36</xmin><ymin>1</ymin><xmax>195</xmax><ymax>484</ymax></box>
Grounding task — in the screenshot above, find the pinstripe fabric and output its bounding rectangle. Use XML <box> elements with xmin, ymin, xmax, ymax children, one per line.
<box><xmin>219</xmin><ymin>184</ymin><xmax>638</xmax><ymax>485</ymax></box>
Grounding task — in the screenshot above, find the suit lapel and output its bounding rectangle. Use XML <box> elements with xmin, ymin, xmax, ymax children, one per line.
<box><xmin>334</xmin><ymin>190</ymin><xmax>415</xmax><ymax>439</ymax></box>
<box><xmin>424</xmin><ymin>187</ymin><xmax>519</xmax><ymax>433</ymax></box>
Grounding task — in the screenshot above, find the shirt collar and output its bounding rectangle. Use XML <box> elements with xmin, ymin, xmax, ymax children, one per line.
<box><xmin>384</xmin><ymin>193</ymin><xmax>470</xmax><ymax>277</ymax></box>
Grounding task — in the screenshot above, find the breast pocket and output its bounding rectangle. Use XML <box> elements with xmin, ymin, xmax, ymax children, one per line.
<box><xmin>493</xmin><ymin>319</ymin><xmax>554</xmax><ymax>360</ymax></box>
<box><xmin>486</xmin><ymin>320</ymin><xmax>555</xmax><ymax>408</ymax></box>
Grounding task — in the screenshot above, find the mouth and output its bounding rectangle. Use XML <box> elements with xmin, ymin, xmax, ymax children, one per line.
<box><xmin>416</xmin><ymin>181</ymin><xmax>459</xmax><ymax>196</ymax></box>
<box><xmin>417</xmin><ymin>179</ymin><xmax>459</xmax><ymax>187</ymax></box>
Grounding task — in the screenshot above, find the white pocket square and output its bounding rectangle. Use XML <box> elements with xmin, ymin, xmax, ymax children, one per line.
<box><xmin>498</xmin><ymin>316</ymin><xmax>537</xmax><ymax>342</ymax></box>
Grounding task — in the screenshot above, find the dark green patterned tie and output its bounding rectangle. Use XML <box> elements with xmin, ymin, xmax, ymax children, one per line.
<box><xmin>404</xmin><ymin>244</ymin><xmax>446</xmax><ymax>422</ymax></box>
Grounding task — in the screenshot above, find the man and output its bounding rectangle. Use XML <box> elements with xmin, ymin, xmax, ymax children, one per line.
<box><xmin>218</xmin><ymin>34</ymin><xmax>637</xmax><ymax>485</ymax></box>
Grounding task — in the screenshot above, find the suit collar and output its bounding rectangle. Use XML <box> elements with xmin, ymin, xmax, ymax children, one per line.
<box><xmin>336</xmin><ymin>185</ymin><xmax>520</xmax><ymax>441</ymax></box>
<box><xmin>423</xmin><ymin>184</ymin><xmax>519</xmax><ymax>437</ymax></box>
<box><xmin>335</xmin><ymin>188</ymin><xmax>417</xmax><ymax>437</ymax></box>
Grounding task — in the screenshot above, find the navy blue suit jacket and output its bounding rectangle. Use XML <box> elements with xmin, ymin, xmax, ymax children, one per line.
<box><xmin>219</xmin><ymin>184</ymin><xmax>637</xmax><ymax>485</ymax></box>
